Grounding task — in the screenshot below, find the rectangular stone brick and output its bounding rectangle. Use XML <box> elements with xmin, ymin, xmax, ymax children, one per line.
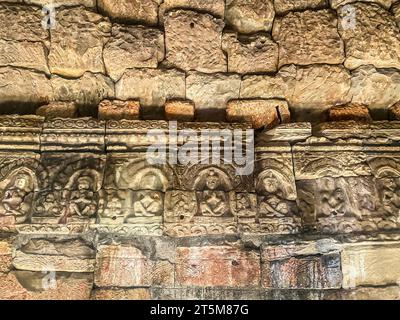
<box><xmin>98</xmin><ymin>99</ymin><xmax>140</xmax><ymax>121</ymax></box>
<box><xmin>91</xmin><ymin>288</ymin><xmax>151</xmax><ymax>300</ymax></box>
<box><xmin>0</xmin><ymin>241</ymin><xmax>12</xmax><ymax>272</ymax></box>
<box><xmin>176</xmin><ymin>246</ymin><xmax>260</xmax><ymax>288</ymax></box>
<box><xmin>94</xmin><ymin>245</ymin><xmax>174</xmax><ymax>287</ymax></box>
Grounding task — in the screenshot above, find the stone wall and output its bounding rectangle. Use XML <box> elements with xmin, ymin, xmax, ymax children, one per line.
<box><xmin>0</xmin><ymin>116</ymin><xmax>400</xmax><ymax>299</ymax></box>
<box><xmin>0</xmin><ymin>0</ymin><xmax>400</xmax><ymax>122</ymax></box>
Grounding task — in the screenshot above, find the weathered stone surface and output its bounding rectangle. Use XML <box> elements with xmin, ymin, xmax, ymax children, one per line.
<box><xmin>0</xmin><ymin>271</ymin><xmax>93</xmax><ymax>300</ymax></box>
<box><xmin>94</xmin><ymin>245</ymin><xmax>174</xmax><ymax>287</ymax></box>
<box><xmin>175</xmin><ymin>246</ymin><xmax>260</xmax><ymax>287</ymax></box>
<box><xmin>159</xmin><ymin>0</ymin><xmax>225</xmax><ymax>24</ymax></box>
<box><xmin>51</xmin><ymin>72</ymin><xmax>114</xmax><ymax>111</ymax></box>
<box><xmin>99</xmin><ymin>100</ymin><xmax>140</xmax><ymax>120</ymax></box>
<box><xmin>342</xmin><ymin>243</ymin><xmax>400</xmax><ymax>288</ymax></box>
<box><xmin>350</xmin><ymin>65</ymin><xmax>400</xmax><ymax>116</ymax></box>
<box><xmin>394</xmin><ymin>2</ymin><xmax>400</xmax><ymax>26</ymax></box>
<box><xmin>104</xmin><ymin>24</ymin><xmax>164</xmax><ymax>81</ymax></box>
<box><xmin>285</xmin><ymin>65</ymin><xmax>352</xmax><ymax>121</ymax></box>
<box><xmin>116</xmin><ymin>68</ymin><xmax>185</xmax><ymax>109</ymax></box>
<box><xmin>222</xmin><ymin>32</ymin><xmax>278</xmax><ymax>74</ymax></box>
<box><xmin>36</xmin><ymin>102</ymin><xmax>78</xmax><ymax>119</ymax></box>
<box><xmin>338</xmin><ymin>3</ymin><xmax>400</xmax><ymax>70</ymax></box>
<box><xmin>240</xmin><ymin>74</ymin><xmax>288</xmax><ymax>100</ymax></box>
<box><xmin>151</xmin><ymin>287</ymin><xmax>262</xmax><ymax>300</ymax></box>
<box><xmin>186</xmin><ymin>72</ymin><xmax>241</xmax><ymax>121</ymax></box>
<box><xmin>0</xmin><ymin>4</ymin><xmax>48</xmax><ymax>42</ymax></box>
<box><xmin>225</xmin><ymin>0</ymin><xmax>275</xmax><ymax>34</ymax></box>
<box><xmin>330</xmin><ymin>0</ymin><xmax>393</xmax><ymax>10</ymax></box>
<box><xmin>226</xmin><ymin>99</ymin><xmax>289</xmax><ymax>129</ymax></box>
<box><xmin>9</xmin><ymin>0</ymin><xmax>96</xmax><ymax>7</ymax></box>
<box><xmin>0</xmin><ymin>241</ymin><xmax>12</xmax><ymax>272</ymax></box>
<box><xmin>49</xmin><ymin>7</ymin><xmax>111</xmax><ymax>78</ymax></box>
<box><xmin>0</xmin><ymin>40</ymin><xmax>48</xmax><ymax>74</ymax></box>
<box><xmin>261</xmin><ymin>243</ymin><xmax>342</xmax><ymax>289</ymax></box>
<box><xmin>91</xmin><ymin>288</ymin><xmax>151</xmax><ymax>300</ymax></box>
<box><xmin>274</xmin><ymin>0</ymin><xmax>328</xmax><ymax>15</ymax></box>
<box><xmin>164</xmin><ymin>10</ymin><xmax>226</xmax><ymax>73</ymax></box>
<box><xmin>273</xmin><ymin>10</ymin><xmax>345</xmax><ymax>67</ymax></box>
<box><xmin>0</xmin><ymin>67</ymin><xmax>53</xmax><ymax>111</ymax></box>
<box><xmin>165</xmin><ymin>99</ymin><xmax>195</xmax><ymax>121</ymax></box>
<box><xmin>337</xmin><ymin>286</ymin><xmax>400</xmax><ymax>300</ymax></box>
<box><xmin>389</xmin><ymin>101</ymin><xmax>400</xmax><ymax>120</ymax></box>
<box><xmin>328</xmin><ymin>103</ymin><xmax>372</xmax><ymax>122</ymax></box>
<box><xmin>98</xmin><ymin>0</ymin><xmax>159</xmax><ymax>25</ymax></box>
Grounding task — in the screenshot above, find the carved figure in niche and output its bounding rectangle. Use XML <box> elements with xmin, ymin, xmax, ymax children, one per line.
<box><xmin>256</xmin><ymin>169</ymin><xmax>295</xmax><ymax>218</ymax></box>
<box><xmin>235</xmin><ymin>193</ymin><xmax>256</xmax><ymax>218</ymax></box>
<box><xmin>36</xmin><ymin>193</ymin><xmax>62</xmax><ymax>216</ymax></box>
<box><xmin>195</xmin><ymin>168</ymin><xmax>232</xmax><ymax>217</ymax></box>
<box><xmin>350</xmin><ymin>178</ymin><xmax>376</xmax><ymax>218</ymax></box>
<box><xmin>0</xmin><ymin>172</ymin><xmax>34</xmax><ymax>218</ymax></box>
<box><xmin>380</xmin><ymin>177</ymin><xmax>400</xmax><ymax>217</ymax></box>
<box><xmin>102</xmin><ymin>194</ymin><xmax>123</xmax><ymax>218</ymax></box>
<box><xmin>318</xmin><ymin>177</ymin><xmax>350</xmax><ymax>218</ymax></box>
<box><xmin>164</xmin><ymin>191</ymin><xmax>197</xmax><ymax>223</ymax></box>
<box><xmin>132</xmin><ymin>191</ymin><xmax>163</xmax><ymax>217</ymax></box>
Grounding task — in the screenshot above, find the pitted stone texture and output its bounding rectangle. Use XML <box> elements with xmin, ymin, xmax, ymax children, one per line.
<box><xmin>0</xmin><ymin>271</ymin><xmax>93</xmax><ymax>300</ymax></box>
<box><xmin>226</xmin><ymin>99</ymin><xmax>289</xmax><ymax>129</ymax></box>
<box><xmin>49</xmin><ymin>7</ymin><xmax>111</xmax><ymax>78</ymax></box>
<box><xmin>186</xmin><ymin>72</ymin><xmax>241</xmax><ymax>121</ymax></box>
<box><xmin>342</xmin><ymin>243</ymin><xmax>400</xmax><ymax>288</ymax></box>
<box><xmin>3</xmin><ymin>0</ymin><xmax>96</xmax><ymax>7</ymax></box>
<box><xmin>222</xmin><ymin>32</ymin><xmax>278</xmax><ymax>74</ymax></box>
<box><xmin>328</xmin><ymin>103</ymin><xmax>372</xmax><ymax>122</ymax></box>
<box><xmin>176</xmin><ymin>246</ymin><xmax>260</xmax><ymax>287</ymax></box>
<box><xmin>274</xmin><ymin>0</ymin><xmax>328</xmax><ymax>15</ymax></box>
<box><xmin>0</xmin><ymin>67</ymin><xmax>53</xmax><ymax>107</ymax></box>
<box><xmin>94</xmin><ymin>245</ymin><xmax>174</xmax><ymax>287</ymax></box>
<box><xmin>240</xmin><ymin>73</ymin><xmax>289</xmax><ymax>100</ymax></box>
<box><xmin>98</xmin><ymin>99</ymin><xmax>140</xmax><ymax>120</ymax></box>
<box><xmin>36</xmin><ymin>102</ymin><xmax>78</xmax><ymax>119</ymax></box>
<box><xmin>330</xmin><ymin>0</ymin><xmax>393</xmax><ymax>9</ymax></box>
<box><xmin>51</xmin><ymin>72</ymin><xmax>114</xmax><ymax>110</ymax></box>
<box><xmin>165</xmin><ymin>99</ymin><xmax>195</xmax><ymax>121</ymax></box>
<box><xmin>0</xmin><ymin>241</ymin><xmax>12</xmax><ymax>273</ymax></box>
<box><xmin>0</xmin><ymin>4</ymin><xmax>48</xmax><ymax>42</ymax></box>
<box><xmin>164</xmin><ymin>10</ymin><xmax>226</xmax><ymax>73</ymax></box>
<box><xmin>225</xmin><ymin>0</ymin><xmax>275</xmax><ymax>34</ymax></box>
<box><xmin>98</xmin><ymin>0</ymin><xmax>159</xmax><ymax>25</ymax></box>
<box><xmin>91</xmin><ymin>288</ymin><xmax>151</xmax><ymax>300</ymax></box>
<box><xmin>338</xmin><ymin>3</ymin><xmax>400</xmax><ymax>70</ymax></box>
<box><xmin>273</xmin><ymin>10</ymin><xmax>345</xmax><ymax>67</ymax></box>
<box><xmin>389</xmin><ymin>101</ymin><xmax>400</xmax><ymax>120</ymax></box>
<box><xmin>104</xmin><ymin>24</ymin><xmax>164</xmax><ymax>81</ymax></box>
<box><xmin>350</xmin><ymin>65</ymin><xmax>400</xmax><ymax>115</ymax></box>
<box><xmin>159</xmin><ymin>0</ymin><xmax>225</xmax><ymax>24</ymax></box>
<box><xmin>116</xmin><ymin>68</ymin><xmax>185</xmax><ymax>108</ymax></box>
<box><xmin>0</xmin><ymin>40</ymin><xmax>48</xmax><ymax>74</ymax></box>
<box><xmin>285</xmin><ymin>65</ymin><xmax>352</xmax><ymax>121</ymax></box>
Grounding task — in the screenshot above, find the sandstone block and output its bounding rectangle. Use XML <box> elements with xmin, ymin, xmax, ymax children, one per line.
<box><xmin>0</xmin><ymin>4</ymin><xmax>48</xmax><ymax>42</ymax></box>
<box><xmin>342</xmin><ymin>243</ymin><xmax>400</xmax><ymax>288</ymax></box>
<box><xmin>337</xmin><ymin>286</ymin><xmax>400</xmax><ymax>300</ymax></box>
<box><xmin>389</xmin><ymin>101</ymin><xmax>400</xmax><ymax>120</ymax></box>
<box><xmin>164</xmin><ymin>10</ymin><xmax>226</xmax><ymax>73</ymax></box>
<box><xmin>94</xmin><ymin>245</ymin><xmax>174</xmax><ymax>287</ymax></box>
<box><xmin>0</xmin><ymin>241</ymin><xmax>12</xmax><ymax>273</ymax></box>
<box><xmin>328</xmin><ymin>103</ymin><xmax>372</xmax><ymax>122</ymax></box>
<box><xmin>225</xmin><ymin>0</ymin><xmax>275</xmax><ymax>34</ymax></box>
<box><xmin>98</xmin><ymin>0</ymin><xmax>159</xmax><ymax>25</ymax></box>
<box><xmin>186</xmin><ymin>72</ymin><xmax>241</xmax><ymax>121</ymax></box>
<box><xmin>240</xmin><ymin>74</ymin><xmax>288</xmax><ymax>100</ymax></box>
<box><xmin>165</xmin><ymin>99</ymin><xmax>195</xmax><ymax>121</ymax></box>
<box><xmin>104</xmin><ymin>24</ymin><xmax>164</xmax><ymax>81</ymax></box>
<box><xmin>9</xmin><ymin>0</ymin><xmax>96</xmax><ymax>7</ymax></box>
<box><xmin>0</xmin><ymin>40</ymin><xmax>48</xmax><ymax>74</ymax></box>
<box><xmin>274</xmin><ymin>0</ymin><xmax>328</xmax><ymax>15</ymax></box>
<box><xmin>262</xmin><ymin>243</ymin><xmax>342</xmax><ymax>289</ymax></box>
<box><xmin>49</xmin><ymin>7</ymin><xmax>111</xmax><ymax>77</ymax></box>
<box><xmin>330</xmin><ymin>0</ymin><xmax>393</xmax><ymax>9</ymax></box>
<box><xmin>159</xmin><ymin>0</ymin><xmax>225</xmax><ymax>24</ymax></box>
<box><xmin>116</xmin><ymin>68</ymin><xmax>185</xmax><ymax>108</ymax></box>
<box><xmin>273</xmin><ymin>9</ymin><xmax>345</xmax><ymax>67</ymax></box>
<box><xmin>394</xmin><ymin>2</ymin><xmax>400</xmax><ymax>26</ymax></box>
<box><xmin>175</xmin><ymin>246</ymin><xmax>260</xmax><ymax>287</ymax></box>
<box><xmin>0</xmin><ymin>271</ymin><xmax>93</xmax><ymax>300</ymax></box>
<box><xmin>98</xmin><ymin>99</ymin><xmax>140</xmax><ymax>120</ymax></box>
<box><xmin>350</xmin><ymin>65</ymin><xmax>400</xmax><ymax>117</ymax></box>
<box><xmin>222</xmin><ymin>32</ymin><xmax>278</xmax><ymax>74</ymax></box>
<box><xmin>226</xmin><ymin>99</ymin><xmax>290</xmax><ymax>129</ymax></box>
<box><xmin>91</xmin><ymin>288</ymin><xmax>151</xmax><ymax>300</ymax></box>
<box><xmin>338</xmin><ymin>2</ymin><xmax>400</xmax><ymax>70</ymax></box>
<box><xmin>36</xmin><ymin>102</ymin><xmax>78</xmax><ymax>119</ymax></box>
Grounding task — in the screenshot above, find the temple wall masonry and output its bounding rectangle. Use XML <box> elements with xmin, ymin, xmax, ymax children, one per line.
<box><xmin>1</xmin><ymin>0</ymin><xmax>400</xmax><ymax>300</ymax></box>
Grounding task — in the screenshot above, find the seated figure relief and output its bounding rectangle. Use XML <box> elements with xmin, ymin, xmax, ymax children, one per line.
<box><xmin>380</xmin><ymin>177</ymin><xmax>400</xmax><ymax>219</ymax></box>
<box><xmin>0</xmin><ymin>171</ymin><xmax>35</xmax><ymax>224</ymax></box>
<box><xmin>256</xmin><ymin>169</ymin><xmax>296</xmax><ymax>219</ymax></box>
<box><xmin>194</xmin><ymin>168</ymin><xmax>233</xmax><ymax>218</ymax></box>
<box><xmin>318</xmin><ymin>178</ymin><xmax>350</xmax><ymax>218</ymax></box>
